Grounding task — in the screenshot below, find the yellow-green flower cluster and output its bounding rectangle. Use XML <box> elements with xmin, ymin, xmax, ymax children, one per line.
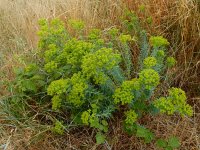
<box><xmin>169</xmin><ymin>88</ymin><xmax>186</xmax><ymax>102</ymax></box>
<box><xmin>139</xmin><ymin>4</ymin><xmax>146</xmax><ymax>12</ymax></box>
<box><xmin>154</xmin><ymin>88</ymin><xmax>193</xmax><ymax>116</ymax></box>
<box><xmin>139</xmin><ymin>69</ymin><xmax>160</xmax><ymax>90</ymax></box>
<box><xmin>50</xmin><ymin>19</ymin><xmax>66</xmax><ymax>35</ymax></box>
<box><xmin>81</xmin><ymin>107</ymin><xmax>108</xmax><ymax>132</ymax></box>
<box><xmin>47</xmin><ymin>79</ymin><xmax>69</xmax><ymax>96</ymax></box>
<box><xmin>81</xmin><ymin>48</ymin><xmax>121</xmax><ymax>84</ymax></box>
<box><xmin>119</xmin><ymin>34</ymin><xmax>132</xmax><ymax>44</ymax></box>
<box><xmin>44</xmin><ymin>44</ymin><xmax>58</xmax><ymax>63</ymax></box>
<box><xmin>108</xmin><ymin>28</ymin><xmax>119</xmax><ymax>37</ymax></box>
<box><xmin>113</xmin><ymin>79</ymin><xmax>139</xmax><ymax>105</ymax></box>
<box><xmin>67</xmin><ymin>73</ymin><xmax>88</xmax><ymax>106</ymax></box>
<box><xmin>143</xmin><ymin>57</ymin><xmax>157</xmax><ymax>68</ymax></box>
<box><xmin>149</xmin><ymin>36</ymin><xmax>169</xmax><ymax>47</ymax></box>
<box><xmin>166</xmin><ymin>57</ymin><xmax>176</xmax><ymax>68</ymax></box>
<box><xmin>113</xmin><ymin>88</ymin><xmax>134</xmax><ymax>105</ymax></box>
<box><xmin>88</xmin><ymin>29</ymin><xmax>101</xmax><ymax>40</ymax></box>
<box><xmin>68</xmin><ymin>19</ymin><xmax>85</xmax><ymax>31</ymax></box>
<box><xmin>25</xmin><ymin>63</ymin><xmax>38</xmax><ymax>73</ymax></box>
<box><xmin>53</xmin><ymin>120</ymin><xmax>64</xmax><ymax>135</ymax></box>
<box><xmin>38</xmin><ymin>18</ymin><xmax>47</xmax><ymax>26</ymax></box>
<box><xmin>38</xmin><ymin>19</ymin><xmax>67</xmax><ymax>49</ymax></box>
<box><xmin>168</xmin><ymin>88</ymin><xmax>193</xmax><ymax>116</ymax></box>
<box><xmin>63</xmin><ymin>39</ymin><xmax>94</xmax><ymax>68</ymax></box>
<box><xmin>44</xmin><ymin>61</ymin><xmax>58</xmax><ymax>73</ymax></box>
<box><xmin>157</xmin><ymin>50</ymin><xmax>165</xmax><ymax>58</ymax></box>
<box><xmin>81</xmin><ymin>109</ymin><xmax>91</xmax><ymax>125</ymax></box>
<box><xmin>125</xmin><ymin>109</ymin><xmax>138</xmax><ymax>124</ymax></box>
<box><xmin>47</xmin><ymin>73</ymin><xmax>88</xmax><ymax>107</ymax></box>
<box><xmin>37</xmin><ymin>19</ymin><xmax>48</xmax><ymax>41</ymax></box>
<box><xmin>131</xmin><ymin>78</ymin><xmax>141</xmax><ymax>90</ymax></box>
<box><xmin>146</xmin><ymin>17</ymin><xmax>153</xmax><ymax>24</ymax></box>
<box><xmin>52</xmin><ymin>95</ymin><xmax>62</xmax><ymax>111</ymax></box>
<box><xmin>154</xmin><ymin>97</ymin><xmax>175</xmax><ymax>115</ymax></box>
<box><xmin>95</xmin><ymin>39</ymin><xmax>105</xmax><ymax>46</ymax></box>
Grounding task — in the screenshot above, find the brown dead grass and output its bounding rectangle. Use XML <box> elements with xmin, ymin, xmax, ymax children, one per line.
<box><xmin>126</xmin><ymin>0</ymin><xmax>200</xmax><ymax>98</ymax></box>
<box><xmin>3</xmin><ymin>113</ymin><xmax>199</xmax><ymax>150</ymax></box>
<box><xmin>0</xmin><ymin>0</ymin><xmax>199</xmax><ymax>149</ymax></box>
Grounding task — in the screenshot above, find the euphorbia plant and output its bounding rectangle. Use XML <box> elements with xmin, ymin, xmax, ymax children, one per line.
<box><xmin>11</xmin><ymin>17</ymin><xmax>192</xmax><ymax>148</ymax></box>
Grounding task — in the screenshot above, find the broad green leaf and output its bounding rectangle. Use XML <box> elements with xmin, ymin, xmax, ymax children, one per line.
<box><xmin>123</xmin><ymin>123</ymin><xmax>137</xmax><ymax>135</ymax></box>
<box><xmin>168</xmin><ymin>136</ymin><xmax>180</xmax><ymax>148</ymax></box>
<box><xmin>95</xmin><ymin>132</ymin><xmax>105</xmax><ymax>144</ymax></box>
<box><xmin>136</xmin><ymin>125</ymin><xmax>154</xmax><ymax>143</ymax></box>
<box><xmin>165</xmin><ymin>146</ymin><xmax>173</xmax><ymax>150</ymax></box>
<box><xmin>98</xmin><ymin>124</ymin><xmax>103</xmax><ymax>131</ymax></box>
<box><xmin>22</xmin><ymin>80</ymin><xmax>37</xmax><ymax>92</ymax></box>
<box><xmin>144</xmin><ymin>131</ymin><xmax>155</xmax><ymax>143</ymax></box>
<box><xmin>156</xmin><ymin>139</ymin><xmax>167</xmax><ymax>148</ymax></box>
<box><xmin>136</xmin><ymin>126</ymin><xmax>147</xmax><ymax>137</ymax></box>
<box><xmin>102</xmin><ymin>120</ymin><xmax>108</xmax><ymax>126</ymax></box>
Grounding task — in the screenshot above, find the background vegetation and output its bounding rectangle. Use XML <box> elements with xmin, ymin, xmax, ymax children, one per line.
<box><xmin>0</xmin><ymin>0</ymin><xmax>199</xmax><ymax>149</ymax></box>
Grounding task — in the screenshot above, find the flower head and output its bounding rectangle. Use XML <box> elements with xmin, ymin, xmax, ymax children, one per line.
<box><xmin>139</xmin><ymin>69</ymin><xmax>160</xmax><ymax>90</ymax></box>
<box><xmin>143</xmin><ymin>57</ymin><xmax>157</xmax><ymax>68</ymax></box>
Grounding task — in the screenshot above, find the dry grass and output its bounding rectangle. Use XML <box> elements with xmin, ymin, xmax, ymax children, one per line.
<box><xmin>0</xmin><ymin>0</ymin><xmax>124</xmax><ymax>46</ymax></box>
<box><xmin>2</xmin><ymin>114</ymin><xmax>199</xmax><ymax>150</ymax></box>
<box><xmin>159</xmin><ymin>0</ymin><xmax>200</xmax><ymax>99</ymax></box>
<box><xmin>0</xmin><ymin>0</ymin><xmax>199</xmax><ymax>149</ymax></box>
<box><xmin>126</xmin><ymin>0</ymin><xmax>200</xmax><ymax>97</ymax></box>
